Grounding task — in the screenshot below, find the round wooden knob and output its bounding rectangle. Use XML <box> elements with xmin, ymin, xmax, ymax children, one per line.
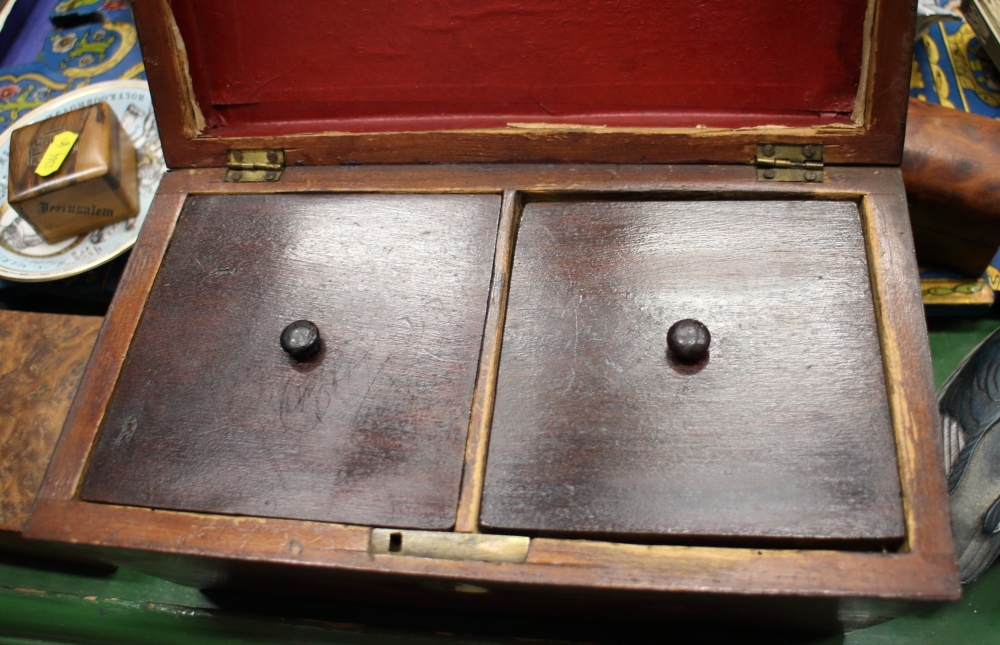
<box><xmin>280</xmin><ymin>320</ymin><xmax>321</xmax><ymax>360</ymax></box>
<box><xmin>667</xmin><ymin>319</ymin><xmax>710</xmax><ymax>363</ymax></box>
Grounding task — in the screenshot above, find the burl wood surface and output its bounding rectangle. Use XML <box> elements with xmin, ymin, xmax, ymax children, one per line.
<box><xmin>902</xmin><ymin>97</ymin><xmax>1000</xmax><ymax>276</ymax></box>
<box><xmin>482</xmin><ymin>200</ymin><xmax>904</xmax><ymax>541</ymax></box>
<box><xmin>81</xmin><ymin>193</ymin><xmax>500</xmax><ymax>529</ymax></box>
<box><xmin>0</xmin><ymin>311</ymin><xmax>101</xmax><ymax>532</ymax></box>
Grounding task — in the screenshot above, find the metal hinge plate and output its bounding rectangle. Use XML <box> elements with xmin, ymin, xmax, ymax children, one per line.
<box><xmin>370</xmin><ymin>528</ymin><xmax>529</xmax><ymax>563</ymax></box>
<box><xmin>226</xmin><ymin>149</ymin><xmax>284</xmax><ymax>182</ymax></box>
<box><xmin>755</xmin><ymin>144</ymin><xmax>824</xmax><ymax>182</ymax></box>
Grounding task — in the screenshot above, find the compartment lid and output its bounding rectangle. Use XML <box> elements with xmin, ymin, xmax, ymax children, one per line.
<box><xmin>481</xmin><ymin>198</ymin><xmax>904</xmax><ymax>543</ymax></box>
<box><xmin>135</xmin><ymin>0</ymin><xmax>915</xmax><ymax>168</ymax></box>
<box><xmin>80</xmin><ymin>192</ymin><xmax>501</xmax><ymax>529</ymax></box>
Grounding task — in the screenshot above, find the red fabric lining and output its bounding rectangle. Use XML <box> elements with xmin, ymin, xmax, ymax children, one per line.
<box><xmin>172</xmin><ymin>0</ymin><xmax>868</xmax><ymax>135</ymax></box>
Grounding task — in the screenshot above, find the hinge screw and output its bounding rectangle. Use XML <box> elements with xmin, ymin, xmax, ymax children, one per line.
<box><xmin>265</xmin><ymin>171</ymin><xmax>278</xmax><ymax>181</ymax></box>
<box><xmin>230</xmin><ymin>171</ymin><xmax>243</xmax><ymax>181</ymax></box>
<box><xmin>802</xmin><ymin>145</ymin><xmax>815</xmax><ymax>157</ymax></box>
<box><xmin>761</xmin><ymin>144</ymin><xmax>775</xmax><ymax>157</ymax></box>
<box><xmin>267</xmin><ymin>150</ymin><xmax>278</xmax><ymax>163</ymax></box>
<box><xmin>763</xmin><ymin>169</ymin><xmax>776</xmax><ymax>179</ymax></box>
<box><xmin>804</xmin><ymin>171</ymin><xmax>818</xmax><ymax>182</ymax></box>
<box><xmin>232</xmin><ymin>150</ymin><xmax>243</xmax><ymax>162</ymax></box>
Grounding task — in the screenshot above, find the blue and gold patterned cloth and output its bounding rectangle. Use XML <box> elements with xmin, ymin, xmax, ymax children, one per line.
<box><xmin>0</xmin><ymin>0</ymin><xmax>145</xmax><ymax>132</ymax></box>
<box><xmin>912</xmin><ymin>15</ymin><xmax>1000</xmax><ymax>116</ymax></box>
<box><xmin>0</xmin><ymin>0</ymin><xmax>145</xmax><ymax>298</ymax></box>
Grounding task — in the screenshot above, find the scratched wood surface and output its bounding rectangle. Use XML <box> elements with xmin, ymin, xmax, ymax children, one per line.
<box><xmin>481</xmin><ymin>200</ymin><xmax>904</xmax><ymax>542</ymax></box>
<box><xmin>81</xmin><ymin>193</ymin><xmax>500</xmax><ymax>529</ymax></box>
<box><xmin>0</xmin><ymin>311</ymin><xmax>101</xmax><ymax>532</ymax></box>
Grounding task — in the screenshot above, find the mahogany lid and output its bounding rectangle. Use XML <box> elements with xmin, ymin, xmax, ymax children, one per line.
<box><xmin>135</xmin><ymin>0</ymin><xmax>915</xmax><ymax>168</ymax></box>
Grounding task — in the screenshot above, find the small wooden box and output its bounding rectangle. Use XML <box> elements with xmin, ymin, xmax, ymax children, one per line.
<box><xmin>24</xmin><ymin>0</ymin><xmax>960</xmax><ymax>630</ymax></box>
<box><xmin>7</xmin><ymin>103</ymin><xmax>138</xmax><ymax>244</ymax></box>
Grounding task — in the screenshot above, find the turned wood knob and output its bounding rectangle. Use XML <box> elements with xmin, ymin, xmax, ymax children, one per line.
<box><xmin>667</xmin><ymin>319</ymin><xmax>710</xmax><ymax>363</ymax></box>
<box><xmin>280</xmin><ymin>320</ymin><xmax>321</xmax><ymax>360</ymax></box>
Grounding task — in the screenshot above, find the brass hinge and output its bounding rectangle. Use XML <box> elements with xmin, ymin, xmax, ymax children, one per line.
<box><xmin>370</xmin><ymin>528</ymin><xmax>529</xmax><ymax>563</ymax></box>
<box><xmin>226</xmin><ymin>149</ymin><xmax>284</xmax><ymax>182</ymax></box>
<box><xmin>755</xmin><ymin>144</ymin><xmax>824</xmax><ymax>182</ymax></box>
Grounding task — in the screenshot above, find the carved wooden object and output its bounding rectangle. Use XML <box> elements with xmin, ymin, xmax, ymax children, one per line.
<box><xmin>7</xmin><ymin>103</ymin><xmax>138</xmax><ymax>243</ymax></box>
<box><xmin>17</xmin><ymin>0</ymin><xmax>961</xmax><ymax>628</ymax></box>
<box><xmin>902</xmin><ymin>98</ymin><xmax>1000</xmax><ymax>276</ymax></box>
<box><xmin>24</xmin><ymin>166</ymin><xmax>959</xmax><ymax>628</ymax></box>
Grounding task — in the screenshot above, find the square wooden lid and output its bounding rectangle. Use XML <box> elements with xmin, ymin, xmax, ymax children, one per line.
<box><xmin>135</xmin><ymin>0</ymin><xmax>915</xmax><ymax>168</ymax></box>
<box><xmin>482</xmin><ymin>199</ymin><xmax>904</xmax><ymax>543</ymax></box>
<box><xmin>8</xmin><ymin>103</ymin><xmax>117</xmax><ymax>203</ymax></box>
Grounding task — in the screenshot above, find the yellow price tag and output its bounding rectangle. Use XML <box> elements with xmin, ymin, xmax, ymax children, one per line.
<box><xmin>35</xmin><ymin>131</ymin><xmax>79</xmax><ymax>177</ymax></box>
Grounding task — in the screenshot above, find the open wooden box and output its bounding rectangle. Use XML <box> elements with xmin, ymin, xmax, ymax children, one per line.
<box><xmin>25</xmin><ymin>0</ymin><xmax>960</xmax><ymax>630</ymax></box>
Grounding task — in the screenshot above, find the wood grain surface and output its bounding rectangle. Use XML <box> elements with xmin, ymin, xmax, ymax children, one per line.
<box><xmin>482</xmin><ymin>200</ymin><xmax>904</xmax><ymax>542</ymax></box>
<box><xmin>0</xmin><ymin>311</ymin><xmax>101</xmax><ymax>532</ymax></box>
<box><xmin>454</xmin><ymin>191</ymin><xmax>521</xmax><ymax>533</ymax></box>
<box><xmin>902</xmin><ymin>98</ymin><xmax>1000</xmax><ymax>275</ymax></box>
<box><xmin>8</xmin><ymin>104</ymin><xmax>113</xmax><ymax>199</ymax></box>
<box><xmin>859</xmin><ymin>189</ymin><xmax>953</xmax><ymax>559</ymax></box>
<box><xmin>7</xmin><ymin>103</ymin><xmax>138</xmax><ymax>243</ymax></box>
<box><xmin>81</xmin><ymin>193</ymin><xmax>500</xmax><ymax>529</ymax></box>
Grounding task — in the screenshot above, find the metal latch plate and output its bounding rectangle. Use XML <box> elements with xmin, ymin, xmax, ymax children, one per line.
<box><xmin>226</xmin><ymin>149</ymin><xmax>284</xmax><ymax>182</ymax></box>
<box><xmin>756</xmin><ymin>144</ymin><xmax>824</xmax><ymax>182</ymax></box>
<box><xmin>370</xmin><ymin>529</ymin><xmax>529</xmax><ymax>563</ymax></box>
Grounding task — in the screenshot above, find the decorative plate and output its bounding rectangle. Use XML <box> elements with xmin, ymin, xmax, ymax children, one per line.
<box><xmin>0</xmin><ymin>79</ymin><xmax>164</xmax><ymax>281</ymax></box>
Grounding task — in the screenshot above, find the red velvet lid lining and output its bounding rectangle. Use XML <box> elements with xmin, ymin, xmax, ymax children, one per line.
<box><xmin>172</xmin><ymin>0</ymin><xmax>869</xmax><ymax>136</ymax></box>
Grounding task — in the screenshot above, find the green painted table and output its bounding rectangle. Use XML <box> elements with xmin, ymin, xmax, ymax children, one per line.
<box><xmin>1</xmin><ymin>316</ymin><xmax>998</xmax><ymax>645</ymax></box>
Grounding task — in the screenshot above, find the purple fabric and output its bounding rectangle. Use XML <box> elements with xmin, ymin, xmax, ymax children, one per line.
<box><xmin>0</xmin><ymin>0</ymin><xmax>52</xmax><ymax>68</ymax></box>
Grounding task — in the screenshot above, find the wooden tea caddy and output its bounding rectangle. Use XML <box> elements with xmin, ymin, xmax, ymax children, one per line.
<box><xmin>25</xmin><ymin>0</ymin><xmax>961</xmax><ymax>629</ymax></box>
